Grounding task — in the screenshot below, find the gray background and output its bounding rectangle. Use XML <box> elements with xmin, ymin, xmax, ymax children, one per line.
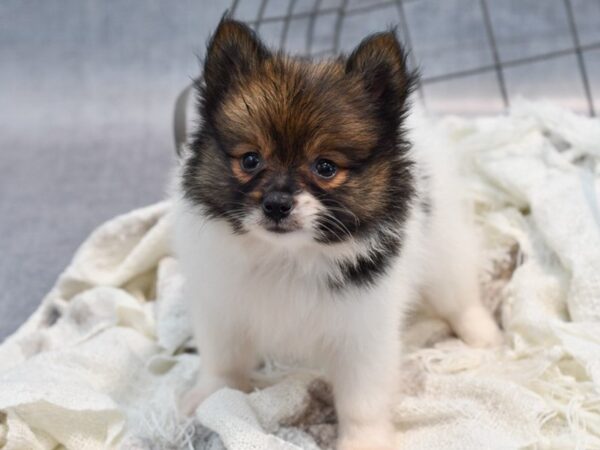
<box><xmin>1</xmin><ymin>0</ymin><xmax>599</xmax><ymax>340</ymax></box>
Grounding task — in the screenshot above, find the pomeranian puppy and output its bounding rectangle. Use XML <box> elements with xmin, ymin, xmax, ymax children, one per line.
<box><xmin>173</xmin><ymin>17</ymin><xmax>502</xmax><ymax>450</ymax></box>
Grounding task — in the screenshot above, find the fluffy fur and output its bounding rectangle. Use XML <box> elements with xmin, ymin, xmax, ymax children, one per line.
<box><xmin>172</xmin><ymin>17</ymin><xmax>502</xmax><ymax>450</ymax></box>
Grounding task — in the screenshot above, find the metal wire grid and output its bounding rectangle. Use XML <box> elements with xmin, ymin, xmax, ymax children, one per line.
<box><xmin>229</xmin><ymin>0</ymin><xmax>599</xmax><ymax>116</ymax></box>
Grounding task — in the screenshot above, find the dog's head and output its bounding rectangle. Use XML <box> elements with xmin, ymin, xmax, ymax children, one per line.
<box><xmin>182</xmin><ymin>18</ymin><xmax>416</xmax><ymax>247</ymax></box>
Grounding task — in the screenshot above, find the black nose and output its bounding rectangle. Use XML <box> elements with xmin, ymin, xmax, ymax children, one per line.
<box><xmin>262</xmin><ymin>191</ymin><xmax>294</xmax><ymax>221</ymax></box>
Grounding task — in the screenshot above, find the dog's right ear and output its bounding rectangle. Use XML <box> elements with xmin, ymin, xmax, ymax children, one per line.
<box><xmin>345</xmin><ymin>31</ymin><xmax>416</xmax><ymax>131</ymax></box>
<box><xmin>203</xmin><ymin>16</ymin><xmax>270</xmax><ymax>109</ymax></box>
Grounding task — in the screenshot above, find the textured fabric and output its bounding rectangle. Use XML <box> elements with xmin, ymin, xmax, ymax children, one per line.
<box><xmin>1</xmin><ymin>102</ymin><xmax>599</xmax><ymax>449</ymax></box>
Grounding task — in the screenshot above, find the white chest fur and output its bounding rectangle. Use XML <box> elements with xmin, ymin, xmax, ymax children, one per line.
<box><xmin>173</xmin><ymin>206</ymin><xmax>417</xmax><ymax>364</ymax></box>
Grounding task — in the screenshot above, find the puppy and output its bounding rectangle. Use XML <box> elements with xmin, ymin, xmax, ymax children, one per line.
<box><xmin>173</xmin><ymin>17</ymin><xmax>502</xmax><ymax>450</ymax></box>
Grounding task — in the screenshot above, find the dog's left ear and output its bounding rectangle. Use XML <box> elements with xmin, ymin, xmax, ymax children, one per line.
<box><xmin>202</xmin><ymin>17</ymin><xmax>270</xmax><ymax>115</ymax></box>
<box><xmin>346</xmin><ymin>31</ymin><xmax>416</xmax><ymax>125</ymax></box>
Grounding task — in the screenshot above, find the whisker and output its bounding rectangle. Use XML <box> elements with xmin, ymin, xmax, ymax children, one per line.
<box><xmin>318</xmin><ymin>209</ymin><xmax>354</xmax><ymax>236</ymax></box>
<box><xmin>315</xmin><ymin>221</ymin><xmax>344</xmax><ymax>242</ymax></box>
<box><xmin>324</xmin><ymin>207</ymin><xmax>360</xmax><ymax>226</ymax></box>
<box><xmin>313</xmin><ymin>212</ymin><xmax>354</xmax><ymax>242</ymax></box>
<box><xmin>320</xmin><ymin>215</ymin><xmax>352</xmax><ymax>240</ymax></box>
<box><xmin>314</xmin><ymin>196</ymin><xmax>361</xmax><ymax>226</ymax></box>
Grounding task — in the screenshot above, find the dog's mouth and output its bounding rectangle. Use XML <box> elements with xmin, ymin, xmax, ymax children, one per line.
<box><xmin>261</xmin><ymin>217</ymin><xmax>302</xmax><ymax>234</ymax></box>
<box><xmin>263</xmin><ymin>222</ymin><xmax>301</xmax><ymax>234</ymax></box>
<box><xmin>265</xmin><ymin>224</ymin><xmax>292</xmax><ymax>234</ymax></box>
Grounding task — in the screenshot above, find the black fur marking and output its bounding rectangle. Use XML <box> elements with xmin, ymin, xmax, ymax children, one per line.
<box><xmin>329</xmin><ymin>231</ymin><xmax>402</xmax><ymax>290</ymax></box>
<box><xmin>182</xmin><ymin>135</ymin><xmax>258</xmax><ymax>234</ymax></box>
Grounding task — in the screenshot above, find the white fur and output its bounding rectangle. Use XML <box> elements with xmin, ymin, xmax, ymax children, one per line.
<box><xmin>171</xmin><ymin>114</ymin><xmax>502</xmax><ymax>449</ymax></box>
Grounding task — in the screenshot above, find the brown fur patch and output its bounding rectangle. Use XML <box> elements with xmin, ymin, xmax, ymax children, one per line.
<box><xmin>230</xmin><ymin>157</ymin><xmax>253</xmax><ymax>184</ymax></box>
<box><xmin>214</xmin><ymin>56</ymin><xmax>382</xmax><ymax>192</ymax></box>
<box><xmin>310</xmin><ymin>167</ymin><xmax>349</xmax><ymax>190</ymax></box>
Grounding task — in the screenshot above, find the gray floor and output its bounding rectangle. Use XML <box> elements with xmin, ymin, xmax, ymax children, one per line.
<box><xmin>1</xmin><ymin>0</ymin><xmax>599</xmax><ymax>340</ymax></box>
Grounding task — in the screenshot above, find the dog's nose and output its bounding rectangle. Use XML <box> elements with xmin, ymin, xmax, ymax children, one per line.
<box><xmin>262</xmin><ymin>192</ymin><xmax>294</xmax><ymax>221</ymax></box>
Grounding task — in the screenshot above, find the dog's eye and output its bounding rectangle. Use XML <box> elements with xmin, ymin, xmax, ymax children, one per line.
<box><xmin>240</xmin><ymin>152</ymin><xmax>262</xmax><ymax>172</ymax></box>
<box><xmin>313</xmin><ymin>159</ymin><xmax>337</xmax><ymax>179</ymax></box>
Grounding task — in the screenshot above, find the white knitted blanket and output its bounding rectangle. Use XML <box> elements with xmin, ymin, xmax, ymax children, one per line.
<box><xmin>1</xmin><ymin>101</ymin><xmax>599</xmax><ymax>450</ymax></box>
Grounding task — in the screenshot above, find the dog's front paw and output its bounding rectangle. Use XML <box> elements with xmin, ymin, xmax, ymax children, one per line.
<box><xmin>179</xmin><ymin>373</ymin><xmax>254</xmax><ymax>417</ymax></box>
<box><xmin>179</xmin><ymin>384</ymin><xmax>214</xmax><ymax>417</ymax></box>
<box><xmin>337</xmin><ymin>424</ymin><xmax>396</xmax><ymax>450</ymax></box>
<box><xmin>179</xmin><ymin>376</ymin><xmax>230</xmax><ymax>417</ymax></box>
<box><xmin>337</xmin><ymin>437</ymin><xmax>396</xmax><ymax>450</ymax></box>
<box><xmin>453</xmin><ymin>306</ymin><xmax>503</xmax><ymax>348</ymax></box>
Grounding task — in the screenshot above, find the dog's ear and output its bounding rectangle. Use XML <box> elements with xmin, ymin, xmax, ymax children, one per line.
<box><xmin>203</xmin><ymin>17</ymin><xmax>270</xmax><ymax>108</ymax></box>
<box><xmin>346</xmin><ymin>31</ymin><xmax>416</xmax><ymax>126</ymax></box>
